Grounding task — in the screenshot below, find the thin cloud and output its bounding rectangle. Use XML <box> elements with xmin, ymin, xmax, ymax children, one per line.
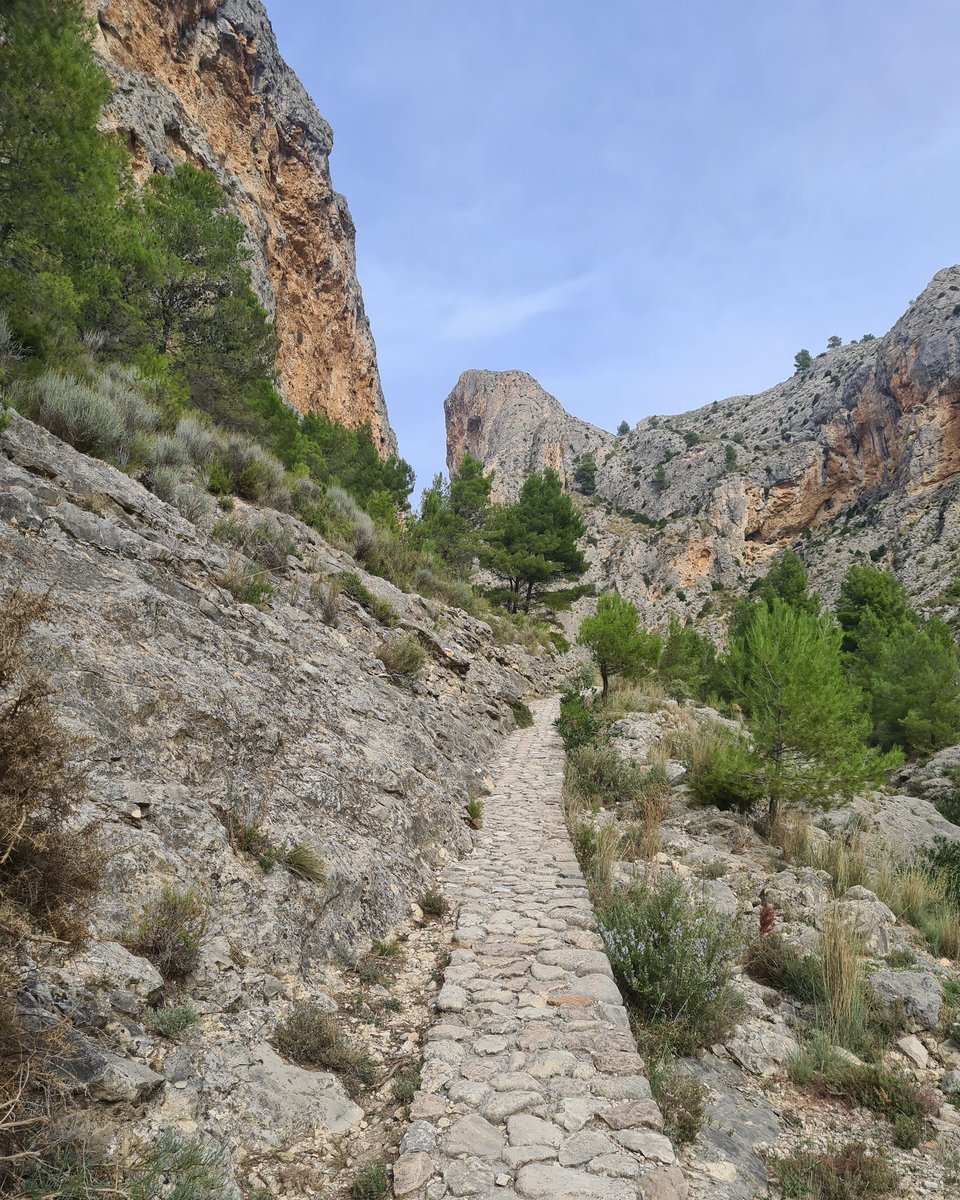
<box><xmin>441</xmin><ymin>273</ymin><xmax>596</xmax><ymax>340</ymax></box>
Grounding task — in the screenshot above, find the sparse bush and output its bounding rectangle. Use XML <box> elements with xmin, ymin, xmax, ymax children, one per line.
<box><xmin>124</xmin><ymin>886</ymin><xmax>209</xmax><ymax>982</ymax></box>
<box><xmin>771</xmin><ymin>1140</ymin><xmax>897</xmax><ymax>1199</ymax></box>
<box><xmin>0</xmin><ymin>591</ymin><xmax>104</xmax><ymax>1185</ymax></box>
<box><xmin>351</xmin><ymin>1162</ymin><xmax>389</xmax><ymax>1199</ymax></box>
<box><xmin>745</xmin><ymin>934</ymin><xmax>825</xmax><ymax>1006</ymax></box>
<box><xmin>152</xmin><ymin>1000</ymin><xmax>200</xmax><ymax>1039</ymax></box>
<box><xmin>174</xmin><ymin>416</ymin><xmax>221</xmax><ymax>466</ymax></box>
<box><xmin>152</xmin><ymin>431</ymin><xmax>188</xmax><ymax>467</ymax></box>
<box><xmin>377</xmin><ymin>632</ymin><xmax>427</xmax><ymax>682</ymax></box>
<box><xmin>274</xmin><ymin>1002</ymin><xmax>376</xmax><ymax>1095</ymax></box>
<box><xmin>146</xmin><ymin>462</ymin><xmax>182</xmax><ymax>503</ymax></box>
<box><xmin>465</xmin><ymin>797</ymin><xmax>484</xmax><ymax>829</ymax></box>
<box><xmin>510</xmin><ymin>699</ymin><xmax>533</xmax><ymax>728</ymax></box>
<box><xmin>310</xmin><ymin>575</ymin><xmax>341</xmax><ymax>626</ymax></box>
<box><xmin>789</xmin><ymin>1035</ymin><xmax>935</xmax><ymax>1147</ymax></box>
<box><xmin>326</xmin><ymin>485</ymin><xmax>377</xmax><ymax>560</ymax></box>
<box><xmin>17</xmin><ymin>368</ymin><xmax>123</xmax><ymax>455</ymax></box>
<box><xmin>219</xmin><ymin>557</ymin><xmax>273</xmax><ymax>605</ymax></box>
<box><xmin>215</xmin><ymin>433</ymin><xmax>286</xmax><ymax>501</ymax></box>
<box><xmin>572</xmin><ymin>820</ymin><xmax>623</xmax><ymax>894</ymax></box>
<box><xmin>599</xmin><ymin>874</ymin><xmax>743</xmax><ymax>1054</ymax></box>
<box><xmin>644</xmin><ymin>1052</ymin><xmax>707</xmax><ymax>1147</ymax></box>
<box><xmin>171</xmin><ymin>483</ymin><xmax>212</xmax><ymax>526</ymax></box>
<box><xmin>281</xmin><ymin>841</ymin><xmax>326</xmax><ymax>884</ymax></box>
<box><xmin>20</xmin><ymin>1129</ymin><xmax>228</xmax><ymax>1200</ymax></box>
<box><xmin>243</xmin><ymin>518</ymin><xmax>299</xmax><ymax>570</ymax></box>
<box><xmin>418</xmin><ymin>889</ymin><xmax>449</xmax><ymax>919</ymax></box>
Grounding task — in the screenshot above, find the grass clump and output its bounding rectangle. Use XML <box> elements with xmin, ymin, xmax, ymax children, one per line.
<box><xmin>274</xmin><ymin>1002</ymin><xmax>376</xmax><ymax>1096</ymax></box>
<box><xmin>281</xmin><ymin>842</ymin><xmax>326</xmax><ymax>884</ymax></box>
<box><xmin>745</xmin><ymin>934</ymin><xmax>826</xmax><ymax>1006</ymax></box>
<box><xmin>391</xmin><ymin>1061</ymin><xmax>421</xmax><ymax>1106</ymax></box>
<box><xmin>418</xmin><ymin>889</ymin><xmax>449</xmax><ymax>919</ymax></box>
<box><xmin>770</xmin><ymin>1140</ymin><xmax>897</xmax><ymax>1199</ymax></box>
<box><xmin>310</xmin><ymin>575</ymin><xmax>341</xmax><ymax>626</ymax></box>
<box><xmin>341</xmin><ymin>573</ymin><xmax>398</xmax><ymax>626</ymax></box>
<box><xmin>643</xmin><ymin>1049</ymin><xmax>707</xmax><ymax>1146</ymax></box>
<box><xmin>510</xmin><ymin>699</ymin><xmax>533</xmax><ymax>728</ymax></box>
<box><xmin>124</xmin><ymin>886</ymin><xmax>209</xmax><ymax>982</ymax></box>
<box><xmin>350</xmin><ymin>1162</ymin><xmax>389</xmax><ymax>1199</ymax></box>
<box><xmin>20</xmin><ymin>1129</ymin><xmax>228</xmax><ymax>1200</ymax></box>
<box><xmin>789</xmin><ymin>1035</ymin><xmax>935</xmax><ymax>1149</ymax></box>
<box><xmin>465</xmin><ymin>796</ymin><xmax>485</xmax><ymax>829</ymax></box>
<box><xmin>151</xmin><ymin>999</ymin><xmax>200</xmax><ymax>1039</ymax></box>
<box><xmin>219</xmin><ymin>557</ymin><xmax>274</xmax><ymax>605</ymax></box>
<box><xmin>598</xmin><ymin>874</ymin><xmax>743</xmax><ymax>1054</ymax></box>
<box><xmin>376</xmin><ymin>632</ymin><xmax>427</xmax><ymax>682</ymax></box>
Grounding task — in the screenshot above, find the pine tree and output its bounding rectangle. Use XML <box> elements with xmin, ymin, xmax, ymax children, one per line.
<box><xmin>481</xmin><ymin>469</ymin><xmax>586</xmax><ymax>613</ymax></box>
<box><xmin>617</xmin><ymin>420</ymin><xmax>630</xmax><ymax>436</ymax></box>
<box><xmin>725</xmin><ymin>600</ymin><xmax>898</xmax><ymax>826</ymax></box>
<box><xmin>577</xmin><ymin>593</ymin><xmax>661</xmax><ymax>699</ymax></box>
<box><xmin>574</xmin><ymin>453</ymin><xmax>597</xmax><ymax>495</ymax></box>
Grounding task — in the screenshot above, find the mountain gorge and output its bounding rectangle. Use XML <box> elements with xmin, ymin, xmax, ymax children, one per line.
<box><xmin>446</xmin><ymin>266</ymin><xmax>960</xmax><ymax>624</ymax></box>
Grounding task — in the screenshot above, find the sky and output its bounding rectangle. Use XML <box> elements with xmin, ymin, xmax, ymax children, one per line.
<box><xmin>266</xmin><ymin>1</ymin><xmax>960</xmax><ymax>495</ymax></box>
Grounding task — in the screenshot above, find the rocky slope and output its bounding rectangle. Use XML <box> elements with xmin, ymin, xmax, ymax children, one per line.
<box><xmin>0</xmin><ymin>411</ymin><xmax>551</xmax><ymax>1191</ymax></box>
<box><xmin>88</xmin><ymin>0</ymin><xmax>397</xmax><ymax>454</ymax></box>
<box><xmin>446</xmin><ymin>266</ymin><xmax>960</xmax><ymax>623</ymax></box>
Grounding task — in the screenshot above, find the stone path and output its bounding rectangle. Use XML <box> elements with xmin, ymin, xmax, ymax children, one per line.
<box><xmin>392</xmin><ymin>698</ymin><xmax>686</xmax><ymax>1200</ymax></box>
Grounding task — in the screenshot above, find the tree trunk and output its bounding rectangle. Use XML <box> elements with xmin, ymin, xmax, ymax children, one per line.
<box><xmin>600</xmin><ymin>664</ymin><xmax>609</xmax><ymax>700</ymax></box>
<box><xmin>768</xmin><ymin>792</ymin><xmax>780</xmax><ymax>830</ymax></box>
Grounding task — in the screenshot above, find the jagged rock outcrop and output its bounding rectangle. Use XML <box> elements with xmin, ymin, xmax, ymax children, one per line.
<box><xmin>88</xmin><ymin>0</ymin><xmax>397</xmax><ymax>455</ymax></box>
<box><xmin>446</xmin><ymin>267</ymin><xmax>960</xmax><ymax>622</ymax></box>
<box><xmin>445</xmin><ymin>369</ymin><xmax>613</xmax><ymax>502</ymax></box>
<box><xmin>0</xmin><ymin>410</ymin><xmax>550</xmax><ymax>1186</ymax></box>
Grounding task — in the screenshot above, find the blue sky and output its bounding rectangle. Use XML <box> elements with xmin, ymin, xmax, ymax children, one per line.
<box><xmin>266</xmin><ymin>1</ymin><xmax>960</xmax><ymax>494</ymax></box>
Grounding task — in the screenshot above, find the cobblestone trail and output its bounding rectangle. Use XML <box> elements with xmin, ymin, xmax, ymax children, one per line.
<box><xmin>393</xmin><ymin>699</ymin><xmax>686</xmax><ymax>1200</ymax></box>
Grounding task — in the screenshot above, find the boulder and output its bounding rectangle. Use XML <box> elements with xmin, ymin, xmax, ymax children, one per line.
<box><xmin>869</xmin><ymin>970</ymin><xmax>944</xmax><ymax>1031</ymax></box>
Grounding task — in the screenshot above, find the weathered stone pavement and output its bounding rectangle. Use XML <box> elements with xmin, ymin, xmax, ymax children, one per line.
<box><xmin>393</xmin><ymin>699</ymin><xmax>686</xmax><ymax>1200</ymax></box>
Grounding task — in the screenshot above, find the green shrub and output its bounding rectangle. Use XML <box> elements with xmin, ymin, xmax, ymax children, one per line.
<box><xmin>599</xmin><ymin>874</ymin><xmax>742</xmax><ymax>1054</ymax></box>
<box><xmin>567</xmin><ymin>743</ymin><xmax>647</xmax><ymax>811</ymax></box>
<box><xmin>745</xmin><ymin>934</ymin><xmax>825</xmax><ymax>1006</ymax></box>
<box><xmin>418</xmin><ymin>888</ymin><xmax>449</xmax><ymax>918</ymax></box>
<box><xmin>171</xmin><ymin>483</ymin><xmax>212</xmax><ymax>526</ymax></box>
<box><xmin>151</xmin><ymin>1000</ymin><xmax>200</xmax><ymax>1039</ymax></box>
<box><xmin>124</xmin><ymin>886</ymin><xmax>209</xmax><ymax>982</ymax></box>
<box><xmin>145</xmin><ymin>462</ymin><xmax>182</xmax><ymax>503</ymax></box>
<box><xmin>376</xmin><ymin>632</ymin><xmax>427</xmax><ymax>681</ymax></box>
<box><xmin>281</xmin><ymin>841</ymin><xmax>326</xmax><ymax>884</ymax></box>
<box><xmin>216</xmin><ymin>434</ymin><xmax>286</xmax><ymax>501</ymax></box>
<box><xmin>771</xmin><ymin>1141</ymin><xmax>897</xmax><ymax>1199</ymax></box>
<box><xmin>555</xmin><ymin>690</ymin><xmax>601</xmax><ymax>750</ymax></box>
<box><xmin>510</xmin><ymin>699</ymin><xmax>534</xmax><ymax>728</ymax></box>
<box><xmin>687</xmin><ymin>730</ymin><xmax>764</xmax><ymax>813</ymax></box>
<box><xmin>219</xmin><ymin>557</ymin><xmax>273</xmax><ymax>605</ymax></box>
<box><xmin>274</xmin><ymin>1002</ymin><xmax>376</xmax><ymax>1096</ymax></box>
<box><xmin>351</xmin><ymin>1162</ymin><xmax>389</xmax><ymax>1199</ymax></box>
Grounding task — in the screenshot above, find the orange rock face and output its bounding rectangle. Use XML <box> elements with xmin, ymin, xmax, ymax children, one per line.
<box><xmin>88</xmin><ymin>0</ymin><xmax>397</xmax><ymax>456</ymax></box>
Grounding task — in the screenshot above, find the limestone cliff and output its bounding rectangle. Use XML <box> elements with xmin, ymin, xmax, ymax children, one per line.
<box><xmin>88</xmin><ymin>0</ymin><xmax>397</xmax><ymax>455</ymax></box>
<box><xmin>446</xmin><ymin>267</ymin><xmax>960</xmax><ymax>624</ymax></box>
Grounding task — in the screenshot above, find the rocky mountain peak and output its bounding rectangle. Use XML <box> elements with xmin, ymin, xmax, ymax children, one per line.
<box><xmin>444</xmin><ymin>368</ymin><xmax>613</xmax><ymax>502</ymax></box>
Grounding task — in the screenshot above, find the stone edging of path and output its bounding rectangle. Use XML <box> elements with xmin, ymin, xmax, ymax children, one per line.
<box><xmin>392</xmin><ymin>698</ymin><xmax>686</xmax><ymax>1200</ymax></box>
